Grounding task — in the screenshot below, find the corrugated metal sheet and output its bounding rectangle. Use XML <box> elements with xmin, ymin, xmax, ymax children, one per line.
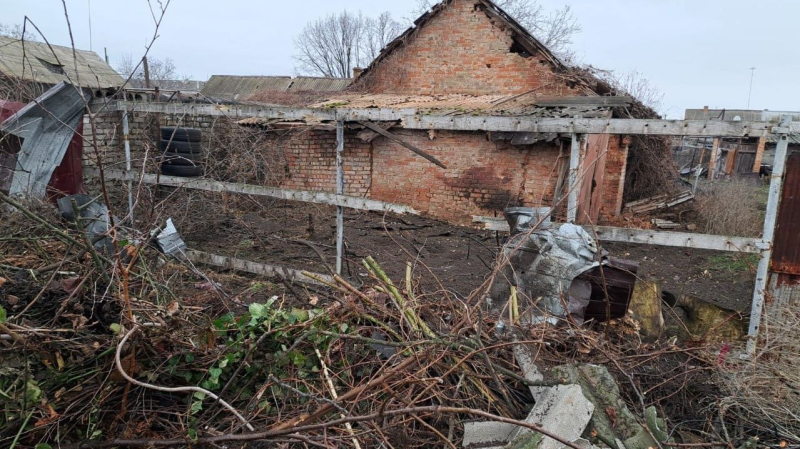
<box><xmin>772</xmin><ymin>152</ymin><xmax>800</xmax><ymax>275</ymax></box>
<box><xmin>0</xmin><ymin>82</ymin><xmax>86</xmax><ymax>198</ymax></box>
<box><xmin>0</xmin><ymin>36</ymin><xmax>124</xmax><ymax>88</ymax></box>
<box><xmin>201</xmin><ymin>75</ymin><xmax>351</xmax><ymax>102</ymax></box>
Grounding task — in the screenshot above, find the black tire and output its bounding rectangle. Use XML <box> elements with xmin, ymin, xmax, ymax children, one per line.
<box><xmin>160</xmin><ymin>151</ymin><xmax>204</xmax><ymax>166</ymax></box>
<box><xmin>161</xmin><ymin>164</ymin><xmax>204</xmax><ymax>177</ymax></box>
<box><xmin>158</xmin><ymin>139</ymin><xmax>202</xmax><ymax>153</ymax></box>
<box><xmin>161</xmin><ymin>127</ymin><xmax>202</xmax><ymax>142</ymax></box>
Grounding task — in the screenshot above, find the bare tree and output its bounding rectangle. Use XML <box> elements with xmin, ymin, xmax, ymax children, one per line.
<box><xmin>608</xmin><ymin>70</ymin><xmax>665</xmax><ymax>113</ymax></box>
<box><xmin>293</xmin><ymin>10</ymin><xmax>402</xmax><ymax>78</ymax></box>
<box><xmin>0</xmin><ymin>22</ymin><xmax>38</xmax><ymax>41</ymax></box>
<box><xmin>115</xmin><ymin>54</ymin><xmax>186</xmax><ymax>88</ymax></box>
<box><xmin>364</xmin><ymin>12</ymin><xmax>404</xmax><ymax>63</ymax></box>
<box><xmin>414</xmin><ymin>0</ymin><xmax>580</xmax><ymax>58</ymax></box>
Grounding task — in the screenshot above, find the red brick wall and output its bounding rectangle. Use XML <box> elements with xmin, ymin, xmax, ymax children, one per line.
<box><xmin>278</xmin><ymin>130</ymin><xmax>371</xmax><ymax>196</ymax></box>
<box><xmin>370</xmin><ymin>130</ymin><xmax>561</xmax><ymax>226</ymax></box>
<box><xmin>599</xmin><ymin>136</ymin><xmax>629</xmax><ymax>219</ymax></box>
<box><xmin>358</xmin><ymin>0</ymin><xmax>589</xmax><ymax>96</ymax></box>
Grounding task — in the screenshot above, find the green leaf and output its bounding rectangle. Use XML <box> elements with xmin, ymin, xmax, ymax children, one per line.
<box><xmin>193</xmin><ymin>391</ymin><xmax>206</xmax><ymax>400</ymax></box>
<box><xmin>290</xmin><ymin>308</ymin><xmax>309</xmax><ymax>323</ymax></box>
<box><xmin>0</xmin><ymin>305</ymin><xmax>6</xmax><ymax>324</ymax></box>
<box><xmin>289</xmin><ymin>351</ymin><xmax>307</xmax><ymax>367</ymax></box>
<box><xmin>109</xmin><ymin>323</ymin><xmax>121</xmax><ymax>334</ymax></box>
<box><xmin>249</xmin><ymin>303</ymin><xmax>268</xmax><ymax>319</ymax></box>
<box><xmin>184</xmin><ymin>353</ymin><xmax>195</xmax><ymax>363</ymax></box>
<box><xmin>218</xmin><ymin>358</ymin><xmax>228</xmax><ymax>369</ymax></box>
<box><xmin>339</xmin><ymin>323</ymin><xmax>349</xmax><ymax>333</ymax></box>
<box><xmin>209</xmin><ymin>368</ymin><xmax>223</xmax><ymax>381</ymax></box>
<box><xmin>190</xmin><ymin>400</ymin><xmax>203</xmax><ymax>414</ymax></box>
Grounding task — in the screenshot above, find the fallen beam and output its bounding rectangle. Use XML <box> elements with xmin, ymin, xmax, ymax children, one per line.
<box><xmin>358</xmin><ymin>121</ymin><xmax>447</xmax><ymax>168</ymax></box>
<box><xmin>85</xmin><ymin>168</ymin><xmax>420</xmax><ymax>215</ymax></box>
<box><xmin>108</xmin><ymin>101</ymin><xmax>791</xmax><ymax>138</ymax></box>
<box><xmin>472</xmin><ymin>216</ymin><xmax>761</xmax><ymax>253</ymax></box>
<box><xmin>186</xmin><ymin>250</ymin><xmax>333</xmax><ymax>286</ymax></box>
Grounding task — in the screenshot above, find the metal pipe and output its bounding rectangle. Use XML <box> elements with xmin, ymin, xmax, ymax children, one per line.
<box><xmin>567</xmin><ymin>133</ymin><xmax>582</xmax><ymax>223</ymax></box>
<box><xmin>122</xmin><ymin>110</ymin><xmax>134</xmax><ymax>224</ymax></box>
<box><xmin>747</xmin><ymin>115</ymin><xmax>792</xmax><ymax>354</ymax></box>
<box><xmin>336</xmin><ymin>121</ymin><xmax>345</xmax><ymax>275</ymax></box>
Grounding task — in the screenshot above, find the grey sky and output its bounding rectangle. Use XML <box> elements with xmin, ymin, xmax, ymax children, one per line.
<box><xmin>4</xmin><ymin>0</ymin><xmax>798</xmax><ymax>118</ymax></box>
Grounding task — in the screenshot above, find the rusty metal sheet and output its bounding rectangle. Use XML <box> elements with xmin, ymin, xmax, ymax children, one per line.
<box><xmin>772</xmin><ymin>152</ymin><xmax>800</xmax><ymax>275</ymax></box>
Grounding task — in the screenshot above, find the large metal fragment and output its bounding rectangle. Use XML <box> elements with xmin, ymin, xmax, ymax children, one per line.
<box><xmin>489</xmin><ymin>208</ymin><xmax>600</xmax><ymax>325</ymax></box>
<box><xmin>0</xmin><ymin>82</ymin><xmax>86</xmax><ymax>199</ymax></box>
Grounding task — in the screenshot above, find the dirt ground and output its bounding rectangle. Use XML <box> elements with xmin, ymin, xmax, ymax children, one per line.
<box><xmin>156</xmin><ymin>189</ymin><xmax>756</xmax><ymax>312</ymax></box>
<box><xmin>604</xmin><ymin>242</ymin><xmax>756</xmax><ymax>312</ymax></box>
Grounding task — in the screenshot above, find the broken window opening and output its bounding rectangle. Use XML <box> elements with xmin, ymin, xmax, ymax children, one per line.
<box><xmin>36</xmin><ymin>57</ymin><xmax>66</xmax><ymax>75</ymax></box>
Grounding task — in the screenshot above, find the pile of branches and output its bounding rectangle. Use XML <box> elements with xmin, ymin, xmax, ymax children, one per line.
<box><xmin>0</xmin><ymin>191</ymin><xmax>776</xmax><ymax>449</ymax></box>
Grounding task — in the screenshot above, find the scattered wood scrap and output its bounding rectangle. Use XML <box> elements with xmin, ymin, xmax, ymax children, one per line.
<box><xmin>651</xmin><ymin>219</ymin><xmax>680</xmax><ymax>229</ymax></box>
<box><xmin>624</xmin><ymin>191</ymin><xmax>694</xmax><ymax>215</ymax></box>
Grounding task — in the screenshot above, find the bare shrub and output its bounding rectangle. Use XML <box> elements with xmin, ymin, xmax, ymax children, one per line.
<box><xmin>695</xmin><ymin>179</ymin><xmax>765</xmax><ymax>237</ymax></box>
<box><xmin>720</xmin><ymin>296</ymin><xmax>800</xmax><ymax>442</ymax></box>
<box><xmin>623</xmin><ymin>135</ymin><xmax>677</xmax><ymax>203</ymax></box>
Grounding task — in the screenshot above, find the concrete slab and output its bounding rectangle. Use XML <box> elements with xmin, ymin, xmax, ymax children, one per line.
<box><xmin>514</xmin><ymin>384</ymin><xmax>595</xmax><ymax>449</ymax></box>
<box><xmin>462</xmin><ymin>421</ymin><xmax>519</xmax><ymax>448</ymax></box>
<box><xmin>513</xmin><ymin>344</ymin><xmax>547</xmax><ymax>401</ymax></box>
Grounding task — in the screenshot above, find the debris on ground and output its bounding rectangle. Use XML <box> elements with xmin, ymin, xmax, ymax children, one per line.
<box><xmin>0</xmin><ymin>194</ymin><xmax>792</xmax><ymax>449</ymax></box>
<box><xmin>624</xmin><ymin>190</ymin><xmax>694</xmax><ymax>215</ymax></box>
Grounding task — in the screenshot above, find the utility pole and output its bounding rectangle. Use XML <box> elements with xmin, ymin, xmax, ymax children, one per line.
<box><xmin>746</xmin><ymin>67</ymin><xmax>756</xmax><ymax>109</ymax></box>
<box><xmin>87</xmin><ymin>0</ymin><xmax>93</xmax><ymax>51</ymax></box>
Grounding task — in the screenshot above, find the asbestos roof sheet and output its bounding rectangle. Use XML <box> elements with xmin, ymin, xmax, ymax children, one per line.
<box><xmin>201</xmin><ymin>75</ymin><xmax>352</xmax><ymax>102</ymax></box>
<box><xmin>307</xmin><ymin>93</ymin><xmax>614</xmax><ymax>117</ymax></box>
<box><xmin>237</xmin><ymin>94</ymin><xmax>613</xmax><ymax>127</ymax></box>
<box><xmin>0</xmin><ymin>36</ymin><xmax>124</xmax><ymax>88</ymax></box>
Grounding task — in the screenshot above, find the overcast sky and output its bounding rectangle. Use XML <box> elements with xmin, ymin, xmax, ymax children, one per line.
<box><xmin>4</xmin><ymin>0</ymin><xmax>798</xmax><ymax>118</ymax></box>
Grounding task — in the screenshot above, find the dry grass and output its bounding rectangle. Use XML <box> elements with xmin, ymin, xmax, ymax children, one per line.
<box><xmin>720</xmin><ymin>294</ymin><xmax>800</xmax><ymax>443</ymax></box>
<box><xmin>694</xmin><ymin>179</ymin><xmax>767</xmax><ymax>237</ymax></box>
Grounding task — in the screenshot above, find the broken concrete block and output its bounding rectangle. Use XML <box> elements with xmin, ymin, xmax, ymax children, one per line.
<box><xmin>513</xmin><ymin>344</ymin><xmax>547</xmax><ymax>401</ymax></box>
<box><xmin>463</xmin><ymin>421</ymin><xmax>519</xmax><ymax>448</ymax></box>
<box><xmin>548</xmin><ymin>364</ymin><xmax>658</xmax><ymax>449</ymax></box>
<box><xmin>509</xmin><ymin>384</ymin><xmax>595</xmax><ymax>449</ymax></box>
<box><xmin>628</xmin><ymin>281</ymin><xmax>665</xmax><ymax>339</ymax></box>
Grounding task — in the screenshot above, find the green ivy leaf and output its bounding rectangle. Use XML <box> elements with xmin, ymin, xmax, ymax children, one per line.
<box><xmin>0</xmin><ymin>305</ymin><xmax>6</xmax><ymax>324</ymax></box>
<box><xmin>289</xmin><ymin>351</ymin><xmax>307</xmax><ymax>367</ymax></box>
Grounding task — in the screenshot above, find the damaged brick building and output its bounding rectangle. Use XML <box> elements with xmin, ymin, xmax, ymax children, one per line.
<box><xmin>88</xmin><ymin>0</ymin><xmax>660</xmax><ymax>227</ymax></box>
<box><xmin>230</xmin><ymin>0</ymin><xmax>658</xmax><ymax>226</ymax></box>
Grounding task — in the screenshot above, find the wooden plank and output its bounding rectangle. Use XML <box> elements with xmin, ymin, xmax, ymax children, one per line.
<box><xmin>108</xmin><ymin>101</ymin><xmax>790</xmax><ymax>138</ymax></box>
<box><xmin>186</xmin><ymin>250</ymin><xmax>333</xmax><ymax>286</ymax></box>
<box><xmin>471</xmin><ymin>216</ymin><xmax>761</xmax><ymax>253</ymax></box>
<box><xmin>358</xmin><ymin>121</ymin><xmax>447</xmax><ymax>169</ymax></box>
<box><xmin>85</xmin><ymin>168</ymin><xmax>420</xmax><ymax>215</ymax></box>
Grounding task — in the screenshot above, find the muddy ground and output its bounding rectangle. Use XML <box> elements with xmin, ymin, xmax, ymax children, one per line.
<box><xmin>155</xmin><ymin>189</ymin><xmax>755</xmax><ymax>311</ymax></box>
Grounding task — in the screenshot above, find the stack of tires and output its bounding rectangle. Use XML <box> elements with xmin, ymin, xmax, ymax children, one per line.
<box><xmin>159</xmin><ymin>127</ymin><xmax>204</xmax><ymax>177</ymax></box>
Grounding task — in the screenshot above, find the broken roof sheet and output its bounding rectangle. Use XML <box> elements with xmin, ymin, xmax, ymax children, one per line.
<box><xmin>201</xmin><ymin>75</ymin><xmax>352</xmax><ymax>102</ymax></box>
<box><xmin>237</xmin><ymin>94</ymin><xmax>615</xmax><ymax>127</ymax></box>
<box><xmin>0</xmin><ymin>36</ymin><xmax>124</xmax><ymax>88</ymax></box>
